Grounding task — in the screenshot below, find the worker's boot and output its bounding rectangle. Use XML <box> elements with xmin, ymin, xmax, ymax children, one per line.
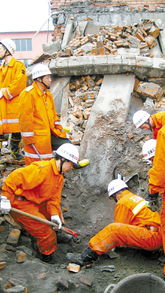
<box><xmin>38</xmin><ymin>253</ymin><xmax>56</xmax><ymax>264</ymax></box>
<box><xmin>56</xmin><ymin>231</ymin><xmax>73</xmax><ymax>243</ymax></box>
<box><xmin>81</xmin><ymin>247</ymin><xmax>98</xmax><ymax>264</ymax></box>
<box><xmin>66</xmin><ymin>248</ymin><xmax>98</xmax><ymax>266</ymax></box>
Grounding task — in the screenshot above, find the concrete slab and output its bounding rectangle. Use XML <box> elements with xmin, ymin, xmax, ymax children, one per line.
<box><xmin>150</xmin><ymin>39</ymin><xmax>162</xmax><ymax>58</ymax></box>
<box><xmin>84</xmin><ymin>21</ymin><xmax>100</xmax><ymax>35</ymax></box>
<box><xmin>51</xmin><ymin>77</ymin><xmax>70</xmax><ymax>113</ymax></box>
<box><xmin>43</xmin><ymin>40</ymin><xmax>61</xmax><ymax>55</ymax></box>
<box><xmin>159</xmin><ymin>29</ymin><xmax>165</xmax><ymax>56</ymax></box>
<box><xmin>61</xmin><ymin>20</ymin><xmax>74</xmax><ymax>50</ymax></box>
<box><xmin>78</xmin><ymin>74</ymin><xmax>135</xmax><ymax>195</ymax></box>
<box><xmin>49</xmin><ymin>55</ymin><xmax>165</xmax><ymax>79</ymax></box>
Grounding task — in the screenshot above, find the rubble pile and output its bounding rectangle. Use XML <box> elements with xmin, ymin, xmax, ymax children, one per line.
<box><xmin>55</xmin><ymin>19</ymin><xmax>161</xmax><ymax>58</ymax></box>
<box><xmin>65</xmin><ymin>75</ymin><xmax>165</xmax><ymax>145</ymax></box>
<box><xmin>134</xmin><ymin>77</ymin><xmax>165</xmax><ymax>106</ymax></box>
<box><xmin>66</xmin><ymin>75</ymin><xmax>103</xmax><ymax>144</ymax></box>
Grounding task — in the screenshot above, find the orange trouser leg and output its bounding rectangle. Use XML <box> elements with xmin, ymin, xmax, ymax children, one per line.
<box><xmin>89</xmin><ymin>223</ymin><xmax>162</xmax><ymax>254</ymax></box>
<box><xmin>160</xmin><ymin>194</ymin><xmax>165</xmax><ymax>275</ymax></box>
<box><xmin>11</xmin><ymin>200</ymin><xmax>57</xmax><ymax>255</ymax></box>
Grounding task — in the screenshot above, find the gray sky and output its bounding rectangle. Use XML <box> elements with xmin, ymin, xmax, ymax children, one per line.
<box><xmin>0</xmin><ymin>0</ymin><xmax>54</xmax><ymax>32</ymax></box>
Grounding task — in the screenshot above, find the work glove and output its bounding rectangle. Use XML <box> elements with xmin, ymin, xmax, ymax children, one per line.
<box><xmin>145</xmin><ymin>193</ymin><xmax>159</xmax><ymax>207</ymax></box>
<box><xmin>51</xmin><ymin>215</ymin><xmax>62</xmax><ymax>229</ymax></box>
<box><xmin>0</xmin><ymin>196</ymin><xmax>11</xmax><ymax>214</ymax></box>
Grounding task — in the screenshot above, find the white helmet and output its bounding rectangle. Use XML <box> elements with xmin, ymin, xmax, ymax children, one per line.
<box><xmin>133</xmin><ymin>110</ymin><xmax>150</xmax><ymax>128</ymax></box>
<box><xmin>108</xmin><ymin>179</ymin><xmax>128</xmax><ymax>197</ymax></box>
<box><xmin>32</xmin><ymin>63</ymin><xmax>51</xmax><ymax>79</ymax></box>
<box><xmin>142</xmin><ymin>139</ymin><xmax>156</xmax><ymax>161</ymax></box>
<box><xmin>56</xmin><ymin>143</ymin><xmax>79</xmax><ymax>164</ymax></box>
<box><xmin>0</xmin><ymin>39</ymin><xmax>16</xmax><ymax>55</ymax></box>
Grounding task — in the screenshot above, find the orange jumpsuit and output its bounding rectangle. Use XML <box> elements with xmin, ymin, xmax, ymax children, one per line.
<box><xmin>151</xmin><ymin>112</ymin><xmax>165</xmax><ymax>139</ymax></box>
<box><xmin>148</xmin><ymin>125</ymin><xmax>165</xmax><ymax>274</ymax></box>
<box><xmin>2</xmin><ymin>159</ymin><xmax>64</xmax><ymax>255</ymax></box>
<box><xmin>89</xmin><ymin>190</ymin><xmax>162</xmax><ymax>254</ymax></box>
<box><xmin>19</xmin><ymin>82</ymin><xmax>67</xmax><ymax>165</ymax></box>
<box><xmin>0</xmin><ymin>57</ymin><xmax>27</xmax><ymax>134</ymax></box>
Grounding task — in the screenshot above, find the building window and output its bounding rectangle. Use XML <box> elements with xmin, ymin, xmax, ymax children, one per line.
<box><xmin>13</xmin><ymin>39</ymin><xmax>32</xmax><ymax>52</ymax></box>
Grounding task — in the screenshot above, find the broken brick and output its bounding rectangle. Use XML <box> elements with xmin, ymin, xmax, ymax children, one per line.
<box><xmin>7</xmin><ymin>229</ymin><xmax>21</xmax><ymax>246</ymax></box>
<box><xmin>67</xmin><ymin>263</ymin><xmax>81</xmax><ymax>273</ymax></box>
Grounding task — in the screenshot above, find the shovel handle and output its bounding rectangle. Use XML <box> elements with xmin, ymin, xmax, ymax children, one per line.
<box><xmin>31</xmin><ymin>144</ymin><xmax>42</xmax><ymax>160</ymax></box>
<box><xmin>11</xmin><ymin>207</ymin><xmax>78</xmax><ymax>237</ymax></box>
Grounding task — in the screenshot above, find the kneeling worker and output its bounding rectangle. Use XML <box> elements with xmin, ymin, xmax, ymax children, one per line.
<box><xmin>80</xmin><ymin>178</ymin><xmax>162</xmax><ymax>264</ymax></box>
<box><xmin>0</xmin><ymin>143</ymin><xmax>80</xmax><ymax>263</ymax></box>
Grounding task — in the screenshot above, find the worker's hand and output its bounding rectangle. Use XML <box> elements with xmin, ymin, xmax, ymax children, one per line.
<box><xmin>51</xmin><ymin>215</ymin><xmax>62</xmax><ymax>229</ymax></box>
<box><xmin>0</xmin><ymin>196</ymin><xmax>11</xmax><ymax>214</ymax></box>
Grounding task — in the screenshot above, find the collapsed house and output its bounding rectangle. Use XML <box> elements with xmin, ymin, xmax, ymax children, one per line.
<box><xmin>34</xmin><ymin>0</ymin><xmax>165</xmax><ymax>196</ymax></box>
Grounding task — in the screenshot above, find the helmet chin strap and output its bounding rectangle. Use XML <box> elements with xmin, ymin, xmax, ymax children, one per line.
<box><xmin>146</xmin><ymin>119</ymin><xmax>152</xmax><ymax>131</ymax></box>
<box><xmin>59</xmin><ymin>158</ymin><xmax>68</xmax><ymax>174</ymax></box>
<box><xmin>0</xmin><ymin>49</ymin><xmax>10</xmax><ymax>60</ymax></box>
<box><xmin>41</xmin><ymin>77</ymin><xmax>50</xmax><ymax>89</ymax></box>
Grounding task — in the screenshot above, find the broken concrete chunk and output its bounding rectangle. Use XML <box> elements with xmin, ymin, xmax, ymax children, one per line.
<box><xmin>135</xmin><ymin>82</ymin><xmax>164</xmax><ymax>101</ymax></box>
<box><xmin>79</xmin><ymin>276</ymin><xmax>93</xmax><ymax>287</ymax></box>
<box><xmin>67</xmin><ymin>263</ymin><xmax>81</xmax><ymax>273</ymax></box>
<box><xmin>3</xmin><ymin>285</ymin><xmax>27</xmax><ymax>292</ymax></box>
<box><xmin>16</xmin><ymin>251</ymin><xmax>27</xmax><ymax>263</ymax></box>
<box><xmin>7</xmin><ymin>229</ymin><xmax>21</xmax><ymax>246</ymax></box>
<box><xmin>0</xmin><ymin>261</ymin><xmax>7</xmax><ymax>270</ymax></box>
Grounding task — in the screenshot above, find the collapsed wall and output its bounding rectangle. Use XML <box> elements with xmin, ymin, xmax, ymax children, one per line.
<box><xmin>25</xmin><ymin>2</ymin><xmax>164</xmax><ymax>198</ymax></box>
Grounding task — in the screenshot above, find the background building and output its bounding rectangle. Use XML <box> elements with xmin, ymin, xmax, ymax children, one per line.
<box><xmin>0</xmin><ymin>30</ymin><xmax>53</xmax><ymax>67</ymax></box>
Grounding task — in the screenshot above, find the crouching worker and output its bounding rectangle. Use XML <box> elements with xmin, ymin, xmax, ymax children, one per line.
<box><xmin>0</xmin><ymin>143</ymin><xmax>79</xmax><ymax>263</ymax></box>
<box><xmin>80</xmin><ymin>179</ymin><xmax>162</xmax><ymax>264</ymax></box>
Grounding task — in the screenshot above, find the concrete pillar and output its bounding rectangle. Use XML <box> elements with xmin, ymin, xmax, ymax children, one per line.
<box><xmin>61</xmin><ymin>20</ymin><xmax>74</xmax><ymax>50</ymax></box>
<box><xmin>78</xmin><ymin>74</ymin><xmax>135</xmax><ymax>195</ymax></box>
<box><xmin>159</xmin><ymin>29</ymin><xmax>165</xmax><ymax>56</ymax></box>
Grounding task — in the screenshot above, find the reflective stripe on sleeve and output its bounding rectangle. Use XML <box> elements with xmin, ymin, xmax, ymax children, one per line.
<box><xmin>0</xmin><ymin>119</ymin><xmax>19</xmax><ymax>124</ymax></box>
<box><xmin>132</xmin><ymin>200</ymin><xmax>148</xmax><ymax>216</ymax></box>
<box><xmin>55</xmin><ymin>121</ymin><xmax>62</xmax><ymax>125</ymax></box>
<box><xmin>24</xmin><ymin>152</ymin><xmax>54</xmax><ymax>159</ymax></box>
<box><xmin>21</xmin><ymin>132</ymin><xmax>34</xmax><ymax>137</ymax></box>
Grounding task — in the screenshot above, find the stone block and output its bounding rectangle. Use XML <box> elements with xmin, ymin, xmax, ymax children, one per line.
<box><xmin>7</xmin><ymin>229</ymin><xmax>21</xmax><ymax>246</ymax></box>
<box><xmin>67</xmin><ymin>263</ymin><xmax>81</xmax><ymax>273</ymax></box>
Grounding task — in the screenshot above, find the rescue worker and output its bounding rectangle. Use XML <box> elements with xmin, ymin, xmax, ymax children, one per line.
<box><xmin>0</xmin><ymin>38</ymin><xmax>27</xmax><ymax>159</ymax></box>
<box><xmin>142</xmin><ymin>138</ymin><xmax>156</xmax><ymax>163</ymax></box>
<box><xmin>0</xmin><ymin>143</ymin><xmax>79</xmax><ymax>263</ymax></box>
<box><xmin>133</xmin><ymin>110</ymin><xmax>165</xmax><ymax>139</ymax></box>
<box><xmin>79</xmin><ymin>179</ymin><xmax>162</xmax><ymax>265</ymax></box>
<box><xmin>19</xmin><ymin>63</ymin><xmax>69</xmax><ymax>165</ymax></box>
<box><xmin>141</xmin><ymin>128</ymin><xmax>165</xmax><ymax>278</ymax></box>
<box><xmin>133</xmin><ymin>110</ymin><xmax>165</xmax><ymax>210</ymax></box>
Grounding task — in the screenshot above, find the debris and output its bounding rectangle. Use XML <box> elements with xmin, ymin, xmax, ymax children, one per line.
<box><xmin>4</xmin><ymin>215</ymin><xmax>22</xmax><ymax>228</ymax></box>
<box><xmin>67</xmin><ymin>263</ymin><xmax>81</xmax><ymax>273</ymax></box>
<box><xmin>6</xmin><ymin>229</ymin><xmax>21</xmax><ymax>246</ymax></box>
<box><xmin>0</xmin><ymin>261</ymin><xmax>7</xmax><ymax>270</ymax></box>
<box><xmin>79</xmin><ymin>276</ymin><xmax>93</xmax><ymax>286</ymax></box>
<box><xmin>96</xmin><ymin>265</ymin><xmax>116</xmax><ymax>272</ymax></box>
<box><xmin>16</xmin><ymin>251</ymin><xmax>27</xmax><ymax>263</ymax></box>
<box><xmin>56</xmin><ymin>277</ymin><xmax>69</xmax><ymax>290</ymax></box>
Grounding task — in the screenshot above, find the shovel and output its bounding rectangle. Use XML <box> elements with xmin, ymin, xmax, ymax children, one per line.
<box><xmin>11</xmin><ymin>207</ymin><xmax>78</xmax><ymax>237</ymax></box>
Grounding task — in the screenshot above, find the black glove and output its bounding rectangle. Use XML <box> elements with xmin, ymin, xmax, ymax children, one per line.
<box><xmin>145</xmin><ymin>193</ymin><xmax>159</xmax><ymax>206</ymax></box>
